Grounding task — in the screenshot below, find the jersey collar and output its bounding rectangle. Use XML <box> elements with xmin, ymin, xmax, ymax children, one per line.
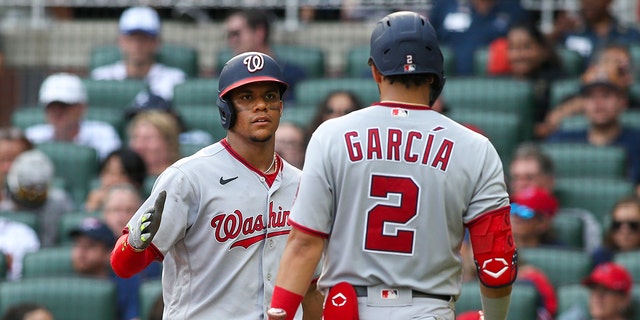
<box><xmin>374</xmin><ymin>101</ymin><xmax>432</xmax><ymax>110</ymax></box>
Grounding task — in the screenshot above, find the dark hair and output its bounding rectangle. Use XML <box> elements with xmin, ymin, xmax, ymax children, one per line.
<box><xmin>307</xmin><ymin>90</ymin><xmax>364</xmax><ymax>139</ymax></box>
<box><xmin>100</xmin><ymin>147</ymin><xmax>147</xmax><ymax>188</ymax></box>
<box><xmin>508</xmin><ymin>22</ymin><xmax>562</xmax><ymax>75</ymax></box>
<box><xmin>1</xmin><ymin>302</ymin><xmax>51</xmax><ymax>320</ymax></box>
<box><xmin>512</xmin><ymin>142</ymin><xmax>555</xmax><ymax>176</ymax></box>
<box><xmin>229</xmin><ymin>9</ymin><xmax>274</xmax><ymax>44</ymax></box>
<box><xmin>603</xmin><ymin>196</ymin><xmax>640</xmax><ymax>250</ymax></box>
<box><xmin>0</xmin><ymin>127</ymin><xmax>33</xmax><ymax>151</ymax></box>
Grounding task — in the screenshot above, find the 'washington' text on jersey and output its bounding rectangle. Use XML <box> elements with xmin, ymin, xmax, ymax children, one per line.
<box><xmin>210</xmin><ymin>201</ymin><xmax>291</xmax><ymax>249</ymax></box>
<box><xmin>344</xmin><ymin>127</ymin><xmax>454</xmax><ymax>171</ymax></box>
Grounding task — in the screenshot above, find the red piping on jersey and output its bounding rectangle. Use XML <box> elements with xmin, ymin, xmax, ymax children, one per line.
<box><xmin>464</xmin><ymin>205</ymin><xmax>511</xmax><ymax>227</ymax></box>
<box><xmin>374</xmin><ymin>101</ymin><xmax>433</xmax><ymax>110</ymax></box>
<box><xmin>221</xmin><ymin>138</ymin><xmax>281</xmax><ymax>185</ymax></box>
<box><xmin>289</xmin><ymin>219</ymin><xmax>329</xmax><ymax>239</ymax></box>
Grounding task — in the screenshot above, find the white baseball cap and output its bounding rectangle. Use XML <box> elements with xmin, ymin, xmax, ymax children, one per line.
<box><xmin>38</xmin><ymin>73</ymin><xmax>88</xmax><ymax>106</ymax></box>
<box><xmin>119</xmin><ymin>6</ymin><xmax>160</xmax><ymax>36</ymax></box>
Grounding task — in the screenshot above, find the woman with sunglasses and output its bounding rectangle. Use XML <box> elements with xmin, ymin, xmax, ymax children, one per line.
<box><xmin>592</xmin><ymin>196</ymin><xmax>640</xmax><ymax>266</ymax></box>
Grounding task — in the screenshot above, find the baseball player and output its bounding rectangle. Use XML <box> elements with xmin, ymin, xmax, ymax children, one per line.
<box><xmin>267</xmin><ymin>11</ymin><xmax>517</xmax><ymax>320</ymax></box>
<box><xmin>110</xmin><ymin>52</ymin><xmax>322</xmax><ymax>319</ymax></box>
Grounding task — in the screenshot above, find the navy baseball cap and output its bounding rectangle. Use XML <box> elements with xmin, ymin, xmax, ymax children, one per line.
<box><xmin>69</xmin><ymin>217</ymin><xmax>117</xmax><ymax>247</ymax></box>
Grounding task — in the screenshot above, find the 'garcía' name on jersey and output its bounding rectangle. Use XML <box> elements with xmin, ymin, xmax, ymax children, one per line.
<box><xmin>344</xmin><ymin>126</ymin><xmax>454</xmax><ymax>171</ymax></box>
<box><xmin>210</xmin><ymin>201</ymin><xmax>291</xmax><ymax>249</ymax></box>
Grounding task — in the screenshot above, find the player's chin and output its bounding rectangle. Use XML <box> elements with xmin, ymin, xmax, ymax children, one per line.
<box><xmin>249</xmin><ymin>131</ymin><xmax>275</xmax><ymax>143</ymax></box>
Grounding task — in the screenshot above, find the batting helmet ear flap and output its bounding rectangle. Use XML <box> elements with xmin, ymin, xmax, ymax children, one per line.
<box><xmin>217</xmin><ymin>96</ymin><xmax>235</xmax><ymax>130</ymax></box>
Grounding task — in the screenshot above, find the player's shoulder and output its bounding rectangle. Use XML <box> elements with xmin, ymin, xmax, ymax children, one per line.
<box><xmin>173</xmin><ymin>142</ymin><xmax>224</xmax><ymax>167</ymax></box>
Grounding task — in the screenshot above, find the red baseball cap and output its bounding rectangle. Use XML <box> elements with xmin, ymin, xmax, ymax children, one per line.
<box><xmin>511</xmin><ymin>186</ymin><xmax>558</xmax><ymax>218</ymax></box>
<box><xmin>582</xmin><ymin>262</ymin><xmax>633</xmax><ymax>295</ymax></box>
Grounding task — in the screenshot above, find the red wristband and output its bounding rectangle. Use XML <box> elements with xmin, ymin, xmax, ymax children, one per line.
<box><xmin>270</xmin><ymin>286</ymin><xmax>304</xmax><ymax>320</ymax></box>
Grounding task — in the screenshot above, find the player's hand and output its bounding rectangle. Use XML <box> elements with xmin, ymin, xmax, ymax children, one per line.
<box><xmin>266</xmin><ymin>308</ymin><xmax>287</xmax><ymax>320</ymax></box>
<box><xmin>127</xmin><ymin>190</ymin><xmax>166</xmax><ymax>251</ymax></box>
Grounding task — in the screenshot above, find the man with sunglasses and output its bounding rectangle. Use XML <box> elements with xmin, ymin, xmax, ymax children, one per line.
<box><xmin>510</xmin><ymin>186</ymin><xmax>564</xmax><ymax>248</ymax></box>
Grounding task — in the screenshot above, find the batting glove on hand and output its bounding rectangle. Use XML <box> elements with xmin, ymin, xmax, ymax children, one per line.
<box><xmin>127</xmin><ymin>190</ymin><xmax>166</xmax><ymax>251</ymax></box>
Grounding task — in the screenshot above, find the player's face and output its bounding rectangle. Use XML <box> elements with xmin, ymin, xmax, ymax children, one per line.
<box><xmin>119</xmin><ymin>32</ymin><xmax>159</xmax><ymax>65</ymax></box>
<box><xmin>228</xmin><ymin>82</ymin><xmax>283</xmax><ymax>143</ymax></box>
<box><xmin>103</xmin><ymin>189</ymin><xmax>141</xmax><ymax>236</ymax></box>
<box><xmin>610</xmin><ymin>203</ymin><xmax>640</xmax><ymax>251</ymax></box>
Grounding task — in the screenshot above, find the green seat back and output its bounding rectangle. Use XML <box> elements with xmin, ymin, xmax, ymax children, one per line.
<box><xmin>176</xmin><ymin>105</ymin><xmax>226</xmax><ymax>141</ymax></box>
<box><xmin>58</xmin><ymin>213</ymin><xmax>100</xmax><ymax>246</ymax></box>
<box><xmin>552</xmin><ymin>213</ymin><xmax>585</xmax><ymax>249</ymax></box>
<box><xmin>139</xmin><ymin>279</ymin><xmax>163</xmax><ymax>320</ymax></box>
<box><xmin>12</xmin><ymin>106</ymin><xmax>126</xmax><ymax>137</ymax></box>
<box><xmin>90</xmin><ymin>44</ymin><xmax>199</xmax><ymax>78</ymax></box>
<box><xmin>22</xmin><ymin>246</ymin><xmax>73</xmax><ymax>278</ymax></box>
<box><xmin>83</xmin><ymin>79</ymin><xmax>148</xmax><ymax>110</ymax></box>
<box><xmin>0</xmin><ymin>253</ymin><xmax>5</xmax><ymax>280</ymax></box>
<box><xmin>472</xmin><ymin>47</ymin><xmax>489</xmax><ymax>76</ymax></box>
<box><xmin>216</xmin><ymin>45</ymin><xmax>325</xmax><ymax>78</ymax></box>
<box><xmin>540</xmin><ymin>143</ymin><xmax>628</xmax><ymax>179</ymax></box>
<box><xmin>0</xmin><ymin>211</ymin><xmax>38</xmax><ymax>232</ymax></box>
<box><xmin>294</xmin><ymin>77</ymin><xmax>378</xmax><ymax>108</ymax></box>
<box><xmin>456</xmin><ymin>281</ymin><xmax>539</xmax><ymax>320</ymax></box>
<box><xmin>281</xmin><ymin>105</ymin><xmax>317</xmax><ymax>129</ymax></box>
<box><xmin>173</xmin><ymin>78</ymin><xmax>218</xmax><ymax>108</ymax></box>
<box><xmin>631</xmin><ymin>44</ymin><xmax>640</xmax><ymax>81</ymax></box>
<box><xmin>550</xmin><ymin>79</ymin><xmax>580</xmax><ymax>108</ymax></box>
<box><xmin>180</xmin><ymin>143</ymin><xmax>208</xmax><ymax>158</ymax></box>
<box><xmin>557</xmin><ymin>284</ymin><xmax>588</xmax><ymax>314</ymax></box>
<box><xmin>36</xmin><ymin>142</ymin><xmax>99</xmax><ymax>207</ymax></box>
<box><xmin>473</xmin><ymin>46</ymin><xmax>583</xmax><ymax>77</ymax></box>
<box><xmin>449</xmin><ymin>110</ymin><xmax>521</xmax><ymax>166</ymax></box>
<box><xmin>614</xmin><ymin>251</ymin><xmax>640</xmax><ymax>283</ymax></box>
<box><xmin>345</xmin><ymin>45</ymin><xmax>454</xmax><ymax>78</ymax></box>
<box><xmin>518</xmin><ymin>247</ymin><xmax>592</xmax><ymax>288</ymax></box>
<box><xmin>554</xmin><ymin>177</ymin><xmax>636</xmax><ymax>224</ymax></box>
<box><xmin>0</xmin><ymin>277</ymin><xmax>116</xmax><ymax>320</ymax></box>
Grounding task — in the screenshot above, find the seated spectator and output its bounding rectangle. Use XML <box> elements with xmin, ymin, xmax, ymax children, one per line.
<box><xmin>0</xmin><ymin>216</ymin><xmax>39</xmax><ymax>280</ymax></box>
<box><xmin>1</xmin><ymin>302</ymin><xmax>54</xmax><ymax>320</ymax></box>
<box><xmin>127</xmin><ymin>110</ymin><xmax>181</xmax><ymax>177</ymax></box>
<box><xmin>510</xmin><ymin>186</ymin><xmax>563</xmax><ymax>248</ymax></box>
<box><xmin>91</xmin><ymin>6</ymin><xmax>186</xmax><ymax>102</ymax></box>
<box><xmin>558</xmin><ymin>262</ymin><xmax>635</xmax><ymax>320</ymax></box>
<box><xmin>306</xmin><ymin>90</ymin><xmax>363</xmax><ymax>140</ymax></box>
<box><xmin>223</xmin><ymin>9</ymin><xmax>307</xmax><ymax>102</ymax></box>
<box><xmin>548</xmin><ymin>0</ymin><xmax>640</xmax><ymax>67</ymax></box>
<box><xmin>25</xmin><ymin>73</ymin><xmax>122</xmax><ymax>160</ymax></box>
<box><xmin>591</xmin><ymin>196</ymin><xmax>640</xmax><ymax>266</ymax></box>
<box><xmin>0</xmin><ymin>150</ymin><xmax>74</xmax><ymax>247</ymax></box>
<box><xmin>0</xmin><ymin>127</ymin><xmax>33</xmax><ymax>204</ymax></box>
<box><xmin>546</xmin><ymin>63</ymin><xmax>640</xmax><ymax>194</ymax></box>
<box><xmin>428</xmin><ymin>0</ymin><xmax>532</xmax><ymax>75</ymax></box>
<box><xmin>275</xmin><ymin>121</ymin><xmax>306</xmax><ymax>170</ymax></box>
<box><xmin>84</xmin><ymin>148</ymin><xmax>146</xmax><ymax>213</ymax></box>
<box><xmin>69</xmin><ymin>217</ymin><xmax>140</xmax><ymax>320</ymax></box>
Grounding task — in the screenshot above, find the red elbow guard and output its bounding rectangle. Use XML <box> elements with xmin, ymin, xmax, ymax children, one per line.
<box><xmin>467</xmin><ymin>207</ymin><xmax>518</xmax><ymax>288</ymax></box>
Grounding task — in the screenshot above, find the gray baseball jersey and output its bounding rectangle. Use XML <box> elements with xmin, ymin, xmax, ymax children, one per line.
<box><xmin>289</xmin><ymin>102</ymin><xmax>510</xmax><ymax>297</ymax></box>
<box><xmin>130</xmin><ymin>139</ymin><xmax>303</xmax><ymax>319</ymax></box>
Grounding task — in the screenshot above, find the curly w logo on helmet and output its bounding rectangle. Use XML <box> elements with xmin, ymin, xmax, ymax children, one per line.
<box><xmin>243</xmin><ymin>54</ymin><xmax>265</xmax><ymax>73</ymax></box>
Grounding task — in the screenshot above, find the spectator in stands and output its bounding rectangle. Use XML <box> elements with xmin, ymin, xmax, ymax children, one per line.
<box><xmin>558</xmin><ymin>262</ymin><xmax>635</xmax><ymax>320</ymax></box>
<box><xmin>510</xmin><ymin>186</ymin><xmax>564</xmax><ymax>248</ymax></box>
<box><xmin>428</xmin><ymin>0</ymin><xmax>532</xmax><ymax>75</ymax></box>
<box><xmin>0</xmin><ymin>150</ymin><xmax>74</xmax><ymax>247</ymax></box>
<box><xmin>0</xmin><ymin>127</ymin><xmax>33</xmax><ymax>204</ymax></box>
<box><xmin>541</xmin><ymin>44</ymin><xmax>637</xmax><ymax>138</ymax></box>
<box><xmin>25</xmin><ymin>73</ymin><xmax>122</xmax><ymax>160</ymax></box>
<box><xmin>224</xmin><ymin>9</ymin><xmax>307</xmax><ymax>102</ymax></box>
<box><xmin>69</xmin><ymin>217</ymin><xmax>140</xmax><ymax>320</ymax></box>
<box><xmin>275</xmin><ymin>121</ymin><xmax>306</xmax><ymax>170</ymax></box>
<box><xmin>91</xmin><ymin>6</ymin><xmax>186</xmax><ymax>102</ymax></box>
<box><xmin>591</xmin><ymin>196</ymin><xmax>640</xmax><ymax>266</ymax></box>
<box><xmin>306</xmin><ymin>90</ymin><xmax>363</xmax><ymax>140</ymax></box>
<box><xmin>1</xmin><ymin>302</ymin><xmax>54</xmax><ymax>320</ymax></box>
<box><xmin>0</xmin><ymin>216</ymin><xmax>39</xmax><ymax>281</ymax></box>
<box><xmin>84</xmin><ymin>148</ymin><xmax>146</xmax><ymax>213</ymax></box>
<box><xmin>127</xmin><ymin>110</ymin><xmax>181</xmax><ymax>177</ymax></box>
<box><xmin>546</xmin><ymin>62</ymin><xmax>640</xmax><ymax>195</ymax></box>
<box><xmin>547</xmin><ymin>0</ymin><xmax>640</xmax><ymax>67</ymax></box>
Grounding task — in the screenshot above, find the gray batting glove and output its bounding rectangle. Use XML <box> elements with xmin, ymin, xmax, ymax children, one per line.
<box><xmin>266</xmin><ymin>308</ymin><xmax>287</xmax><ymax>320</ymax></box>
<box><xmin>127</xmin><ymin>190</ymin><xmax>166</xmax><ymax>251</ymax></box>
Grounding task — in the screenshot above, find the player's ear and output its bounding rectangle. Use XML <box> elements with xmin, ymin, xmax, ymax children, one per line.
<box><xmin>370</xmin><ymin>62</ymin><xmax>383</xmax><ymax>84</ymax></box>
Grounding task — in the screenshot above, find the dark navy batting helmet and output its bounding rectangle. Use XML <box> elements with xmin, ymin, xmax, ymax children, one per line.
<box><xmin>369</xmin><ymin>11</ymin><xmax>445</xmax><ymax>106</ymax></box>
<box><xmin>217</xmin><ymin>52</ymin><xmax>288</xmax><ymax>129</ymax></box>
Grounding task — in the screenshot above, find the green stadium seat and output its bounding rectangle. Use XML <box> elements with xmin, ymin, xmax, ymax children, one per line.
<box><xmin>634</xmin><ymin>285</ymin><xmax>640</xmax><ymax>320</ymax></box>
<box><xmin>36</xmin><ymin>142</ymin><xmax>100</xmax><ymax>207</ymax></box>
<box><xmin>556</xmin><ymin>284</ymin><xmax>588</xmax><ymax>315</ymax></box>
<box><xmin>139</xmin><ymin>279</ymin><xmax>162</xmax><ymax>320</ymax></box>
<box><xmin>0</xmin><ymin>253</ymin><xmax>5</xmax><ymax>280</ymax></box>
<box><xmin>552</xmin><ymin>213</ymin><xmax>585</xmax><ymax>249</ymax></box>
<box><xmin>176</xmin><ymin>105</ymin><xmax>227</xmax><ymax>142</ymax></box>
<box><xmin>456</xmin><ymin>281</ymin><xmax>538</xmax><ymax>320</ymax></box>
<box><xmin>83</xmin><ymin>79</ymin><xmax>148</xmax><ymax>110</ymax></box>
<box><xmin>554</xmin><ymin>177</ymin><xmax>636</xmax><ymax>224</ymax></box>
<box><xmin>549</xmin><ymin>79</ymin><xmax>580</xmax><ymax>108</ymax></box>
<box><xmin>540</xmin><ymin>143</ymin><xmax>628</xmax><ymax>179</ymax></box>
<box><xmin>180</xmin><ymin>143</ymin><xmax>208</xmax><ymax>158</ymax></box>
<box><xmin>0</xmin><ymin>211</ymin><xmax>38</xmax><ymax>232</ymax></box>
<box><xmin>518</xmin><ymin>247</ymin><xmax>592</xmax><ymax>288</ymax></box>
<box><xmin>345</xmin><ymin>45</ymin><xmax>455</xmax><ymax>78</ymax></box>
<box><xmin>0</xmin><ymin>276</ymin><xmax>116</xmax><ymax>320</ymax></box>
<box><xmin>631</xmin><ymin>44</ymin><xmax>640</xmax><ymax>81</ymax></box>
<box><xmin>90</xmin><ymin>44</ymin><xmax>199</xmax><ymax>78</ymax></box>
<box><xmin>448</xmin><ymin>110</ymin><xmax>521</xmax><ymax>166</ymax></box>
<box><xmin>281</xmin><ymin>105</ymin><xmax>317</xmax><ymax>129</ymax></box>
<box><xmin>614</xmin><ymin>251</ymin><xmax>640</xmax><ymax>283</ymax></box>
<box><xmin>216</xmin><ymin>45</ymin><xmax>326</xmax><ymax>78</ymax></box>
<box><xmin>172</xmin><ymin>78</ymin><xmax>218</xmax><ymax>108</ymax></box>
<box><xmin>294</xmin><ymin>77</ymin><xmax>379</xmax><ymax>108</ymax></box>
<box><xmin>22</xmin><ymin>246</ymin><xmax>73</xmax><ymax>278</ymax></box>
<box><xmin>58</xmin><ymin>213</ymin><xmax>101</xmax><ymax>246</ymax></box>
<box><xmin>473</xmin><ymin>46</ymin><xmax>584</xmax><ymax>77</ymax></box>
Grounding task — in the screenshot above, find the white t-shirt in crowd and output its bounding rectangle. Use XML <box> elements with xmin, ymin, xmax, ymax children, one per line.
<box><xmin>0</xmin><ymin>217</ymin><xmax>40</xmax><ymax>280</ymax></box>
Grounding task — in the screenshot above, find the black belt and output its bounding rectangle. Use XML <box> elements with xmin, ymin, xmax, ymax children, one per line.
<box><xmin>353</xmin><ymin>286</ymin><xmax>451</xmax><ymax>302</ymax></box>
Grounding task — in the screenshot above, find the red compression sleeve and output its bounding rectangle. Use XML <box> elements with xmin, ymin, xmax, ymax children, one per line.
<box><xmin>271</xmin><ymin>286</ymin><xmax>304</xmax><ymax>320</ymax></box>
<box><xmin>110</xmin><ymin>234</ymin><xmax>163</xmax><ymax>278</ymax></box>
